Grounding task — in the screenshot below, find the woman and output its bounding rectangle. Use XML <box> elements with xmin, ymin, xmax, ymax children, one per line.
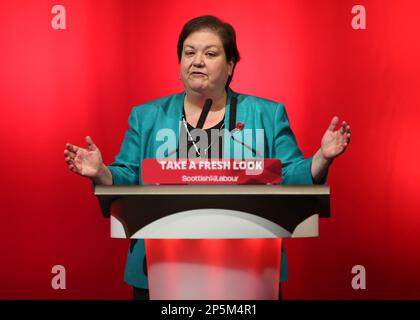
<box><xmin>64</xmin><ymin>16</ymin><xmax>351</xmax><ymax>299</ymax></box>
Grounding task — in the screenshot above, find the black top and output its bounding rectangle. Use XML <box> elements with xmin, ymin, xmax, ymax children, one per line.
<box><xmin>178</xmin><ymin>109</ymin><xmax>225</xmax><ymax>159</ymax></box>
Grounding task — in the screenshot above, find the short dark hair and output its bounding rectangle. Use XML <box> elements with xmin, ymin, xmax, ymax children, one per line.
<box><xmin>177</xmin><ymin>15</ymin><xmax>241</xmax><ymax>88</ymax></box>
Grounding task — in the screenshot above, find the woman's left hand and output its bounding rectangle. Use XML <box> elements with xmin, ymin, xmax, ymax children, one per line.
<box><xmin>321</xmin><ymin>116</ymin><xmax>351</xmax><ymax>160</ymax></box>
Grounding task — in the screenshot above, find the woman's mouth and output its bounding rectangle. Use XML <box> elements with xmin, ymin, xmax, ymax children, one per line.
<box><xmin>191</xmin><ymin>72</ymin><xmax>206</xmax><ymax>77</ymax></box>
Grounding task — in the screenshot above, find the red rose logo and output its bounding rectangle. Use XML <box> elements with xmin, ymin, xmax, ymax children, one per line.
<box><xmin>236</xmin><ymin>122</ymin><xmax>245</xmax><ymax>131</ymax></box>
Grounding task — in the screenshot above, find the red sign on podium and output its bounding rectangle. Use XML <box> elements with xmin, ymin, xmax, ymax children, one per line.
<box><xmin>142</xmin><ymin>159</ymin><xmax>281</xmax><ymax>184</ymax></box>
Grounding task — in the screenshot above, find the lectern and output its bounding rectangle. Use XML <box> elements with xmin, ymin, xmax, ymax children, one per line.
<box><xmin>95</xmin><ymin>185</ymin><xmax>330</xmax><ymax>300</ymax></box>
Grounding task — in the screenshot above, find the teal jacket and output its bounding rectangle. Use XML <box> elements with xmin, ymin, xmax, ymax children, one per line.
<box><xmin>108</xmin><ymin>88</ymin><xmax>316</xmax><ymax>289</ymax></box>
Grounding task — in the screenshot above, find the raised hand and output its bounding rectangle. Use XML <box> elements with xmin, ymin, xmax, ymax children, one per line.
<box><xmin>64</xmin><ymin>136</ymin><xmax>104</xmax><ymax>178</ymax></box>
<box><xmin>321</xmin><ymin>116</ymin><xmax>351</xmax><ymax>160</ymax></box>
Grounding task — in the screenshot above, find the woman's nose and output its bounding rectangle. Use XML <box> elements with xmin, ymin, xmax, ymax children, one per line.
<box><xmin>192</xmin><ymin>53</ymin><xmax>204</xmax><ymax>66</ymax></box>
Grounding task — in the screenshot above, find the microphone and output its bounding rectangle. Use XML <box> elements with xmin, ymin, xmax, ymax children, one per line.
<box><xmin>231</xmin><ymin>135</ymin><xmax>263</xmax><ymax>158</ymax></box>
<box><xmin>195</xmin><ymin>98</ymin><xmax>213</xmax><ymax>129</ymax></box>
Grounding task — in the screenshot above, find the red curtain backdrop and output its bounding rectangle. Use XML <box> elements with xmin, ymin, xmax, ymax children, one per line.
<box><xmin>0</xmin><ymin>0</ymin><xmax>419</xmax><ymax>299</ymax></box>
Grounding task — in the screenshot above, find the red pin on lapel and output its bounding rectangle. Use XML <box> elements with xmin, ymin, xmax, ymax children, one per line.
<box><xmin>235</xmin><ymin>122</ymin><xmax>245</xmax><ymax>131</ymax></box>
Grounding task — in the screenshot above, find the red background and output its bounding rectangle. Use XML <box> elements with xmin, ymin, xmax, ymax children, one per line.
<box><xmin>1</xmin><ymin>0</ymin><xmax>420</xmax><ymax>299</ymax></box>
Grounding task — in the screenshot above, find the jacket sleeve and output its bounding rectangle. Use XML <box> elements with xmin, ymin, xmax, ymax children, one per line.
<box><xmin>274</xmin><ymin>103</ymin><xmax>314</xmax><ymax>185</ymax></box>
<box><xmin>108</xmin><ymin>108</ymin><xmax>141</xmax><ymax>185</ymax></box>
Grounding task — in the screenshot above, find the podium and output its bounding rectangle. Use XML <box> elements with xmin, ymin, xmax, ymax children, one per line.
<box><xmin>95</xmin><ymin>185</ymin><xmax>330</xmax><ymax>300</ymax></box>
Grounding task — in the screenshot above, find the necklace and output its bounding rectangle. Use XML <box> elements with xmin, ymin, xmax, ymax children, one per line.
<box><xmin>181</xmin><ymin>115</ymin><xmax>225</xmax><ymax>158</ymax></box>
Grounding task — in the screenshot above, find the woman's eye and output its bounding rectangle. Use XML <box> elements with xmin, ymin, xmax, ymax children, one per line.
<box><xmin>206</xmin><ymin>52</ymin><xmax>216</xmax><ymax>57</ymax></box>
<box><xmin>185</xmin><ymin>51</ymin><xmax>194</xmax><ymax>56</ymax></box>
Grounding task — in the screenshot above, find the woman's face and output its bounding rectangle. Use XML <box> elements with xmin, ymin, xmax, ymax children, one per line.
<box><xmin>180</xmin><ymin>29</ymin><xmax>234</xmax><ymax>95</ymax></box>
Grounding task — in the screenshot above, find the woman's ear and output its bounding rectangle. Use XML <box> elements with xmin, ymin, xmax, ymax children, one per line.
<box><xmin>228</xmin><ymin>60</ymin><xmax>235</xmax><ymax>76</ymax></box>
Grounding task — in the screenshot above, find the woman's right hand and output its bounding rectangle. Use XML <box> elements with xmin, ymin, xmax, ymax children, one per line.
<box><xmin>64</xmin><ymin>136</ymin><xmax>105</xmax><ymax>178</ymax></box>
